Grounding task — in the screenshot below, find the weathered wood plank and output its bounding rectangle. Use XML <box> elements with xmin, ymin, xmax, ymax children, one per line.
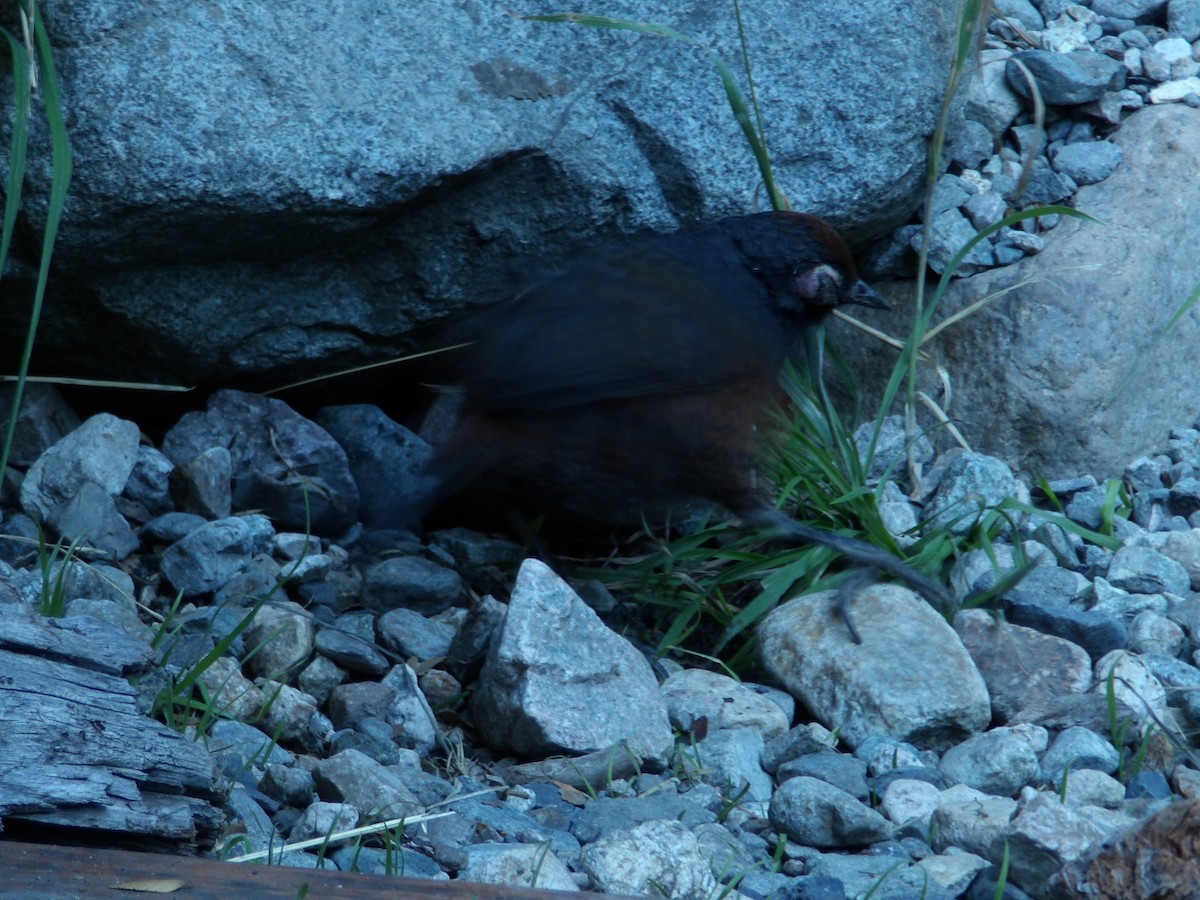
<box><xmin>0</xmin><ymin>615</ymin><xmax>154</xmax><ymax>675</ymax></box>
<box><xmin>0</xmin><ymin>615</ymin><xmax>221</xmax><ymax>847</ymax></box>
<box><xmin>0</xmin><ymin>840</ymin><xmax>606</xmax><ymax>899</ymax></box>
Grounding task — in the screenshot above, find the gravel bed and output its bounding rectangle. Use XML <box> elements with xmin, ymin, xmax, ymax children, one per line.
<box><xmin>4</xmin><ymin>383</ymin><xmax>1200</xmax><ymax>898</ymax></box>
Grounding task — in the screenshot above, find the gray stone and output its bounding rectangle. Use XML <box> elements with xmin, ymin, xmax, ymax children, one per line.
<box><xmin>0</xmin><ymin>384</ymin><xmax>81</xmax><ymax>469</ymax></box>
<box><xmin>213</xmin><ymin>553</ymin><xmax>283</xmax><ymax>606</ymax></box>
<box><xmin>297</xmin><ymin>654</ymin><xmax>345</xmax><ymax>707</ymax></box>
<box><xmin>571</xmin><ymin>793</ymin><xmax>716</xmax><ymax>844</ymax></box>
<box><xmin>471</xmin><ymin>559</ymin><xmax>672</xmax><ymax>765</ymax></box>
<box><xmin>762</xmin><ymin>723</ymin><xmax>839</xmax><ymax>774</ymax></box>
<box><xmin>260</xmin><ymin>762</ymin><xmax>315</xmax><ymax>809</ymax></box>
<box><xmin>660</xmin><ymin>669</ymin><xmax>789</xmax><ymax>739</ymax></box>
<box><xmin>916</xmin><ymin>851</ymin><xmax>992</xmax><ymax>897</ymax></box>
<box><xmin>20</xmin><ymin>413</ymin><xmax>141</xmax><ymax>522</ymax></box>
<box><xmin>327</xmin><ymin>681</ymin><xmax>396</xmax><ymax>730</ymax></box>
<box><xmin>315</xmin><ymin>613</ymin><xmax>389</xmax><ymax>676</ymax></box>
<box><xmin>1107</xmin><ymin>544</ymin><xmax>1191</xmax><ymax>596</ymax></box>
<box><xmin>208</xmin><ymin>718</ymin><xmax>294</xmax><ymax>776</ymax></box>
<box><xmin>312</xmin><ymin>748</ymin><xmax>422</xmax><ymax>820</ymax></box>
<box><xmin>1092</xmin><ymin>649</ymin><xmax>1169</xmax><ymax>724</ymax></box>
<box><xmin>926</xmin><ymin>174</ymin><xmax>972</xmax><ymax>219</ymax></box>
<box><xmin>1051</xmin><ymin>140</ymin><xmax>1124</xmax><ymax>184</ymax></box>
<box><xmin>1058</xmin><ymin>768</ymin><xmax>1125</xmax><ymax>809</ymax></box>
<box><xmin>289</xmin><ymin>800</ymin><xmax>358</xmax><ymax>842</ymax></box>
<box><xmin>461</xmin><ymin>842</ymin><xmax>579</xmax><ymax>893</ymax></box>
<box><xmin>169</xmin><ymin>446</ymin><xmax>232</xmax><ymax>520</ymax></box>
<box><xmin>316</xmin><ymin>405</ymin><xmax>434</xmax><ymax>529</ymax></box>
<box><xmin>913</xmin><ymin>208</ymin><xmax>995</xmax><ymax>275</ymax></box>
<box><xmin>805</xmin><ymin>853</ymin><xmax>956</xmax><ymax>899</ymax></box>
<box><xmin>948</xmin><ymin>118</ymin><xmax>995</xmax><ymax>170</ymax></box>
<box><xmin>880</xmin><ymin>778</ymin><xmax>942</xmax><ymax>836</ymax></box>
<box><xmin>1040</xmin><ymin>725</ymin><xmax>1122</xmax><ymax>784</ymax></box>
<box><xmin>964</xmin><ymin>49</ymin><xmax>1024</xmax><ymax>135</ymax></box>
<box><xmin>142</xmin><ymin>511</ymin><xmax>206</xmax><ymax>544</ymax></box>
<box><xmin>378</xmin><ymin>607</ymin><xmax>457</xmax><ymax>662</ymax></box>
<box><xmin>924</xmin><ymin>451</ymin><xmax>1021</xmax><ymax>534</ymax></box>
<box><xmin>689</xmin><ymin>727</ymin><xmax>775</xmax><ymax>806</ymax></box>
<box><xmin>45</xmin><ymin>480</ymin><xmax>140</xmax><ymax>560</ymax></box>
<box><xmin>242</xmin><ymin>600</ymin><xmax>316</xmax><ymax>680</ymax></box>
<box><xmin>955</xmin><ymin>611</ymin><xmax>1092</xmax><ymax>722</ymax></box>
<box><xmin>162</xmin><ymin>391</ymin><xmax>358</xmax><ymax>535</ymax></box>
<box><xmin>930</xmin><ymin>784</ymin><xmax>1018</xmax><ymax>857</ymax></box>
<box><xmin>1003</xmin><ymin>563</ymin><xmax>1090</xmax><ymax>607</ymax></box>
<box><xmin>223</xmin><ymin>784</ymin><xmax>284</xmax><ymax>854</ymax></box>
<box><xmin>777</xmin><ymin>751</ymin><xmax>870</xmax><ymax>801</ymax></box>
<box><xmin>996</xmin><ymin>226</ymin><xmax>1046</xmax><ymax>256</ymax></box>
<box><xmin>121</xmin><ymin>444</ymin><xmax>176</xmax><ymax>521</ymax></box>
<box><xmin>63</xmin><ymin>595</ymin><xmax>153</xmax><ymax>644</ymax></box>
<box><xmin>758</xmin><ymin>585</ymin><xmax>990</xmax><ymax>751</ymax></box>
<box><xmin>998</xmin><ymin>791</ymin><xmax>1114</xmax><ymax>894</ymax></box>
<box><xmin>1140</xmin><ymin>653</ymin><xmax>1200</xmax><ymax>722</ymax></box>
<box><xmin>1006</xmin><ymin>50</ymin><xmax>1126</xmax><ymax>105</ymax></box>
<box><xmin>963</xmin><ymin>190</ymin><xmax>1010</xmax><ymax>231</ymax></box>
<box><xmin>159</xmin><ymin>513</ymin><xmax>275</xmax><ymax>596</ymax></box>
<box><xmin>1169</xmin><ymin>477</ymin><xmax>1200</xmax><ymax>518</ymax></box>
<box><xmin>1065</xmin><ymin>485</ymin><xmax>1114</xmax><ymax>529</ymax></box>
<box><xmin>769</xmin><ymin>776</ymin><xmax>892</xmax><ymax>848</ymax></box>
<box><xmin>380</xmin><ymin>664</ymin><xmax>439</xmax><ymax>755</ymax></box>
<box><xmin>1039</xmin><ymin>14</ymin><xmax>1094</xmax><ymax>54</ymax></box>
<box><xmin>359</xmin><ymin>555</ymin><xmax>463</xmax><ymax>615</ymax></box>
<box><xmin>1127</xmin><ymin>609</ymin><xmax>1186</xmax><ymax>655</ymax></box>
<box><xmin>1141</xmin><ymin>42</ymin><xmax>1177</xmax><ymax>80</ymax></box>
<box><xmin>445</xmin><ymin>593</ymin><xmax>507</xmax><ymax>681</ymax></box>
<box><xmin>329</xmin><ymin>724</ymin><xmax>402</xmax><ymax>767</ymax></box>
<box><xmin>1090</xmin><ymin>0</ymin><xmax>1167</xmax><ymax>22</ymax></box>
<box><xmin>937</xmin><ymin>728</ymin><xmax>1040</xmax><ymax>796</ymax></box>
<box><xmin>994</xmin><ymin>0</ymin><xmax>1044</xmax><ymax>30</ymax></box>
<box><xmin>1004</xmin><ymin>599</ymin><xmax>1129</xmax><ymax>660</ymax></box>
<box><xmin>580</xmin><ymin>820</ymin><xmax>720</xmax><ymax>897</ymax></box>
<box><xmin>853</xmin><ymin>414</ymin><xmax>935</xmax><ymax>483</ymax></box>
<box><xmin>1017</xmin><ymin>157</ymin><xmax>1077</xmax><ymax>205</ymax></box>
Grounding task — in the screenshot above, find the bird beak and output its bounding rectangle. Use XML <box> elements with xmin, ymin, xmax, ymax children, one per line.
<box><xmin>848</xmin><ymin>279</ymin><xmax>890</xmax><ymax>310</ymax></box>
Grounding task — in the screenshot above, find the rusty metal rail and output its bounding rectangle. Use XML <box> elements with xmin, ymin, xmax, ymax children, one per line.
<box><xmin>0</xmin><ymin>839</ymin><xmax>617</xmax><ymax>899</ymax></box>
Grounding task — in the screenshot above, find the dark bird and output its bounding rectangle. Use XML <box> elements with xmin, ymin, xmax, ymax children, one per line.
<box><xmin>407</xmin><ymin>210</ymin><xmax>952</xmax><ymax>633</ymax></box>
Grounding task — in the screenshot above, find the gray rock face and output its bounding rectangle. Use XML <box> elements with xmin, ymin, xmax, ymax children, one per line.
<box><xmin>11</xmin><ymin>0</ymin><xmax>957</xmax><ymax>384</ymax></box>
<box><xmin>836</xmin><ymin>104</ymin><xmax>1200</xmax><ymax>480</ymax></box>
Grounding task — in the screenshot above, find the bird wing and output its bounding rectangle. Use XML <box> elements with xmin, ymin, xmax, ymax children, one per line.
<box><xmin>464</xmin><ymin>240</ymin><xmax>791</xmax><ymax>412</ymax></box>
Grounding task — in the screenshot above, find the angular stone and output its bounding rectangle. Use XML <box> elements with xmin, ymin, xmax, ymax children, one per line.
<box><xmin>759</xmin><ymin>585</ymin><xmax>990</xmax><ymax>751</ymax></box>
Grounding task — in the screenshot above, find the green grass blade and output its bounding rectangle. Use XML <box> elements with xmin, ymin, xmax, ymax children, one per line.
<box><xmin>1</xmin><ymin>4</ymin><xmax>74</xmax><ymax>479</ymax></box>
<box><xmin>0</xmin><ymin>27</ymin><xmax>33</xmax><ymax>478</ymax></box>
<box><xmin>0</xmin><ymin>29</ymin><xmax>30</xmax><ymax>276</ymax></box>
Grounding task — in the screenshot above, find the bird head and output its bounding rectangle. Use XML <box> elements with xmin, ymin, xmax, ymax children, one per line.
<box><xmin>723</xmin><ymin>211</ymin><xmax>889</xmax><ymax>320</ymax></box>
